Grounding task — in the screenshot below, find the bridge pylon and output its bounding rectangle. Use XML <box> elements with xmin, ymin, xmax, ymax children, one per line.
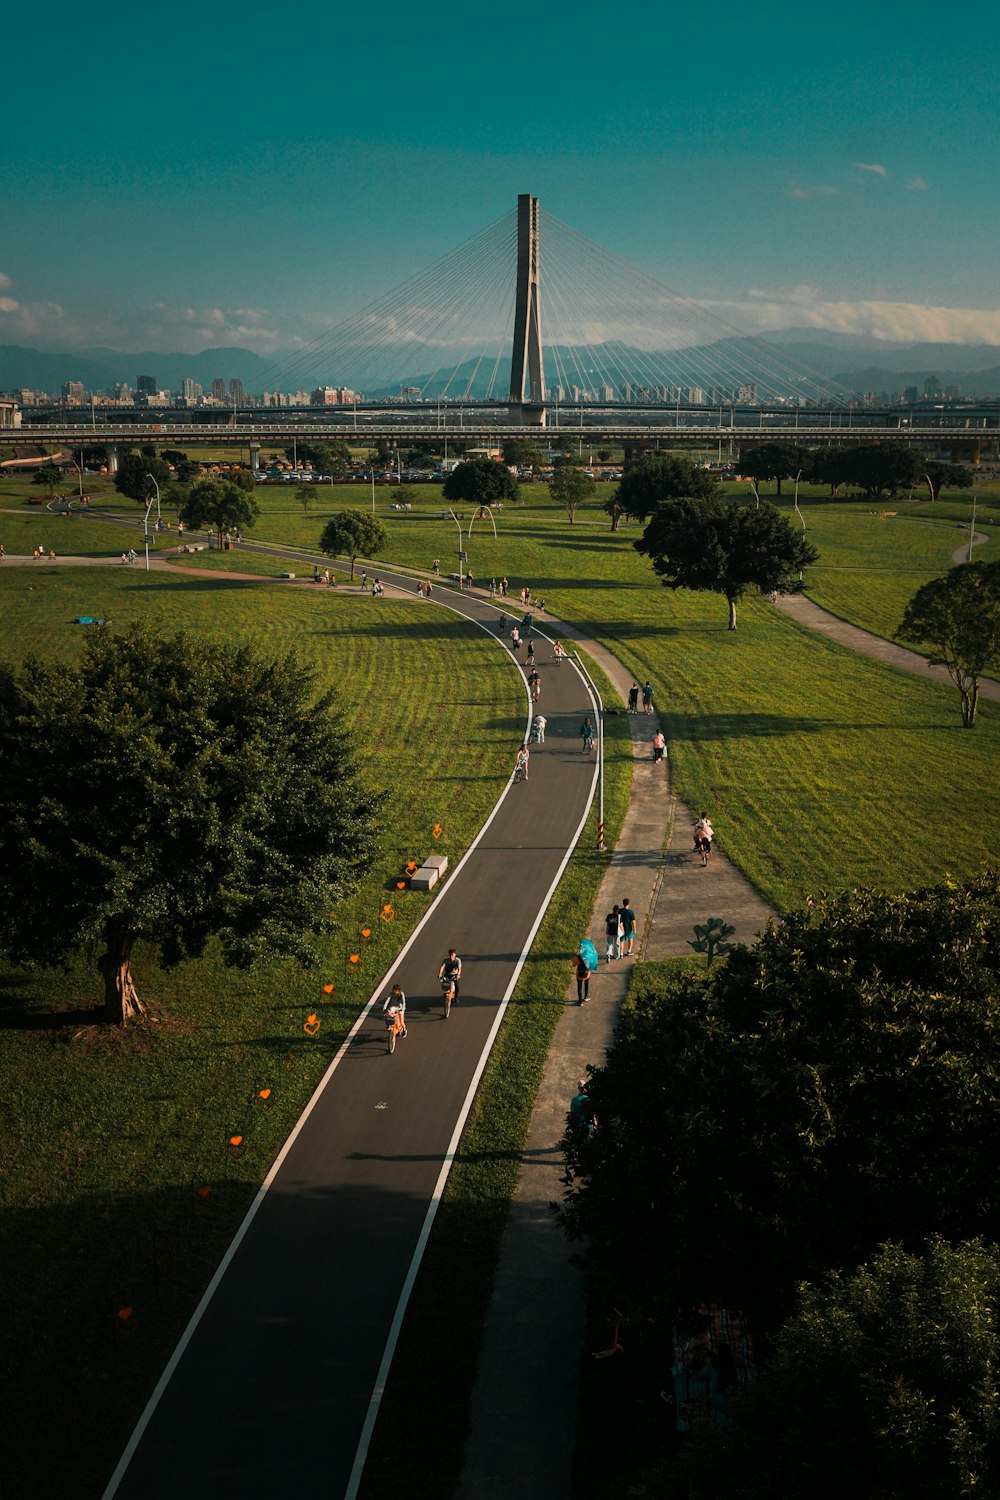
<box><xmin>508</xmin><ymin>194</ymin><xmax>546</xmax><ymax>427</ymax></box>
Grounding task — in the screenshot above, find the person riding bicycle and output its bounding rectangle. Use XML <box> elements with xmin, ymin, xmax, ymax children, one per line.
<box><xmin>693</xmin><ymin>815</ymin><xmax>714</xmax><ymax>860</ymax></box>
<box><xmin>515</xmin><ymin>744</ymin><xmax>530</xmax><ymax>781</ymax></box>
<box><xmin>553</xmin><ymin>640</ymin><xmax>566</xmax><ymax>666</ymax></box>
<box><xmin>382</xmin><ymin>983</ymin><xmax>407</xmax><ymax>1038</ymax></box>
<box><xmin>580</xmin><ymin>716</ymin><xmax>595</xmax><ymax>752</ymax></box>
<box><xmin>438</xmin><ymin>949</ymin><xmax>462</xmax><ymax>1006</ymax></box>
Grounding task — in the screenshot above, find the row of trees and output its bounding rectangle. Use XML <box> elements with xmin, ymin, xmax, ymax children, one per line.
<box><xmin>561</xmin><ymin>872</ymin><xmax>1000</xmax><ymax>1494</ymax></box>
<box><xmin>739</xmin><ymin>439</ymin><xmax>972</xmax><ymax>501</ymax></box>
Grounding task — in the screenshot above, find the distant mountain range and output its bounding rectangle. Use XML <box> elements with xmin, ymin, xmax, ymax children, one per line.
<box><xmin>3</xmin><ymin>330</ymin><xmax>999</xmax><ymax>402</ymax></box>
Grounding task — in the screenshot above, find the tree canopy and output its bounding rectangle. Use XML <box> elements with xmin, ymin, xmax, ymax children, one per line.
<box><xmin>678</xmin><ymin>1239</ymin><xmax>1000</xmax><ymax>1500</ymax></box>
<box><xmin>114</xmin><ymin>454</ymin><xmax>170</xmax><ymax>503</ymax></box>
<box><xmin>32</xmin><ymin>465</ymin><xmax>63</xmax><ymax>498</ymax></box>
<box><xmin>178</xmin><ymin>481</ymin><xmax>259</xmax><ymax>545</ymax></box>
<box><xmin>560</xmin><ymin>872</ymin><xmax>1000</xmax><ymax>1321</ymax></box>
<box><xmin>612</xmin><ymin>453</ymin><xmax>717</xmax><ymax>524</ymax></box>
<box><xmin>286</xmin><ymin>441</ymin><xmax>351</xmax><ymax>478</ymax></box>
<box><xmin>549</xmin><ymin>464</ymin><xmax>595</xmax><ymax>523</ymax></box>
<box><xmin>843</xmin><ymin>442</ymin><xmax>927</xmax><ymax>500</ymax></box>
<box><xmin>924</xmin><ymin>458</ymin><xmax>973</xmax><ymax>501</ymax></box>
<box><xmin>319</xmin><ymin>509</ymin><xmax>389</xmax><ymax>579</ymax></box>
<box><xmin>0</xmin><ymin>626</ymin><xmax>379</xmax><ymax>1024</ymax></box>
<box><xmin>442</xmin><ymin>457</ymin><xmax>519</xmax><ymax>509</ymax></box>
<box><xmin>635</xmin><ymin>495</ymin><xmax>817</xmax><ymax>628</ymax></box>
<box><xmin>740</xmin><ymin>441</ymin><xmax>811</xmax><ymax>495</ymax></box>
<box><xmin>897</xmin><ymin>559</ymin><xmax>1000</xmax><ymax>726</ymax></box>
<box><xmin>501</xmin><ymin>437</ymin><xmax>543</xmax><ymax>472</ymax></box>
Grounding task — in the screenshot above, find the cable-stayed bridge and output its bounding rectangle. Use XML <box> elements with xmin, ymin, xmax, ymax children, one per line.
<box><xmin>21</xmin><ymin>196</ymin><xmax>1000</xmax><ymax>456</ymax></box>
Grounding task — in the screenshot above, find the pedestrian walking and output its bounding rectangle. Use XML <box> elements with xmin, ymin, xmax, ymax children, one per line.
<box><xmin>499</xmin><ymin>613</ymin><xmax>508</xmax><ymax>636</ymax></box>
<box><xmin>490</xmin><ymin>578</ymin><xmax>497</xmax><ymax>597</ymax></box>
<box><xmin>500</xmin><ymin>575</ymin><xmax>508</xmax><ymax>597</ymax></box>
<box><xmin>526</xmin><ymin>639</ymin><xmax>535</xmax><ymax>666</ymax></box>
<box><xmin>572</xmin><ymin>952</ymin><xmax>590</xmax><ymax>1005</ymax></box>
<box><xmin>652</xmin><ymin>730</ymin><xmax>666</xmax><ymax>762</ymax></box>
<box><xmin>511</xmin><ymin>626</ymin><xmax>521</xmax><ymax>653</ymax></box>
<box><xmin>433</xmin><ymin>558</ymin><xmax>440</xmax><ymax>575</ymax></box>
<box><xmin>619</xmin><ymin>898</ymin><xmax>636</xmax><ymax>957</ymax></box>
<box><xmin>528</xmin><ymin>671</ymin><xmax>541</xmax><ymax>703</ymax></box>
<box><xmin>604</xmin><ymin>905</ymin><xmax>623</xmax><ymax>962</ymax></box>
<box><xmin>360</xmin><ymin>570</ymin><xmax>367</xmax><ymax>592</ymax></box>
<box><xmin>642</xmin><ymin>681</ymin><xmax>654</xmax><ymax>714</ymax></box>
<box><xmin>531</xmin><ymin>713</ymin><xmax>547</xmax><ymax>743</ymax></box>
<box><xmin>628</xmin><ymin>682</ymin><xmax>639</xmax><ymax>713</ymax></box>
<box><xmin>466</xmin><ymin>568</ymin><xmax>474</xmax><ymax>589</ymax></box>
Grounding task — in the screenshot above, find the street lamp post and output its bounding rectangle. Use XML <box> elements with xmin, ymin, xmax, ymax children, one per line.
<box><xmin>968</xmin><ymin>494</ymin><xmax>979</xmax><ymax>562</ymax></box>
<box><xmin>793</xmin><ymin>468</ymin><xmax>806</xmax><ymax>580</ymax></box>
<box><xmin>446</xmin><ymin>508</ymin><xmax>464</xmax><ymax>587</ymax></box>
<box><xmin>143</xmin><ymin>475</ymin><xmax>161</xmax><ymax>572</ymax></box>
<box><xmin>572</xmin><ymin>650</ymin><xmax>605</xmax><ymax>851</ymax></box>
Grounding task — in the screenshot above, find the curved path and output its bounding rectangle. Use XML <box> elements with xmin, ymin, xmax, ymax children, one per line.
<box><xmin>104</xmin><ymin>579</ymin><xmax>599</xmax><ymax>1499</ymax></box>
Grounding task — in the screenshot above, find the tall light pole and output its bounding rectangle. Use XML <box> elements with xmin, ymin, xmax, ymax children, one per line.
<box><xmin>143</xmin><ymin>475</ymin><xmax>161</xmax><ymax>572</ymax></box>
<box><xmin>572</xmin><ymin>651</ymin><xmax>605</xmax><ymax>851</ymax></box>
<box><xmin>446</xmin><ymin>508</ymin><xmax>465</xmax><ymax>587</ymax></box>
<box><xmin>968</xmin><ymin>494</ymin><xmax>979</xmax><ymax>562</ymax></box>
<box><xmin>793</xmin><ymin>469</ymin><xmax>806</xmax><ymax>580</ymax></box>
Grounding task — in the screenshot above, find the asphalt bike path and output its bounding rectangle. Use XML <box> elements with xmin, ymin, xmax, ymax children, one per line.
<box><xmin>104</xmin><ymin>577</ymin><xmax>599</xmax><ymax>1497</ymax></box>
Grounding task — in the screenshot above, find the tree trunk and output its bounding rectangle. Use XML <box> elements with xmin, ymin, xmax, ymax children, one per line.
<box><xmin>961</xmin><ymin>683</ymin><xmax>979</xmax><ymax>728</ymax></box>
<box><xmin>728</xmin><ymin>597</ymin><xmax>738</xmax><ymax>631</ymax></box>
<box><xmin>350</xmin><ymin>553</ymin><xmax>356</xmax><ymax>581</ymax></box>
<box><xmin>99</xmin><ymin>930</ymin><xmax>146</xmax><ymax>1025</ymax></box>
<box><xmin>776</xmin><ymin>477</ymin><xmax>783</xmax><ymax>496</ymax></box>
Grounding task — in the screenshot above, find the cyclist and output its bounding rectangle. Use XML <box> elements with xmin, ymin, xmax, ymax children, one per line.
<box><xmin>515</xmin><ymin>743</ymin><xmax>530</xmax><ymax>781</ymax></box>
<box><xmin>693</xmin><ymin>815</ymin><xmax>714</xmax><ymax>864</ymax></box>
<box><xmin>382</xmin><ymin>983</ymin><xmax>407</xmax><ymax>1039</ymax></box>
<box><xmin>553</xmin><ymin>640</ymin><xmax>565</xmax><ymax>666</ymax></box>
<box><xmin>438</xmin><ymin>948</ymin><xmax>462</xmax><ymax>1008</ymax></box>
<box><xmin>580</xmin><ymin>716</ymin><xmax>595</xmax><ymax>753</ymax></box>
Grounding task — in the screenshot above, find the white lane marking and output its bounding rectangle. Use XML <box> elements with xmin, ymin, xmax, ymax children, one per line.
<box><xmin>103</xmin><ymin>581</ymin><xmax>597</xmax><ymax>1499</ymax></box>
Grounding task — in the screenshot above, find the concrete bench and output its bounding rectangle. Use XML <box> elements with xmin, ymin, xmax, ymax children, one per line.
<box><xmin>409</xmin><ymin>853</ymin><xmax>449</xmax><ymax>890</ymax></box>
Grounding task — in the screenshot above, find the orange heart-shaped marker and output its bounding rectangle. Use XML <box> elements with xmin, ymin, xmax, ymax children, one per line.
<box><xmin>396</xmin><ymin>880</ymin><xmax>406</xmax><ymax>890</ymax></box>
<box><xmin>381</xmin><ymin>904</ymin><xmax>394</xmax><ymax>923</ymax></box>
<box><xmin>361</xmin><ymin>928</ymin><xmax>372</xmax><ymax>940</ymax></box>
<box><xmin>117</xmin><ymin>1307</ymin><xmax>133</xmax><ymax>1322</ymax></box>
<box><xmin>432</xmin><ymin>823</ymin><xmax>443</xmax><ymax>839</ymax></box>
<box><xmin>229</xmin><ymin>1135</ymin><xmax>243</xmax><ymax>1147</ymax></box>
<box><xmin>303</xmin><ymin>1014</ymin><xmax>321</xmax><ymax>1036</ymax></box>
<box><xmin>258</xmin><ymin>1089</ymin><xmax>271</xmax><ymax>1100</ymax></box>
<box><xmin>348</xmin><ymin>953</ymin><xmax>360</xmax><ymax>966</ymax></box>
<box><xmin>405</xmin><ymin>861</ymin><xmax>418</xmax><ymax>876</ymax></box>
<box><xmin>197</xmin><ymin>1186</ymin><xmax>212</xmax><ymax>1199</ymax></box>
<box><xmin>322</xmin><ymin>983</ymin><xmax>334</xmax><ymax>994</ymax></box>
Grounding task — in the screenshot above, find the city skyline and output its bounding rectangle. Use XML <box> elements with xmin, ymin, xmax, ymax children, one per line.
<box><xmin>3</xmin><ymin>0</ymin><xmax>998</xmax><ymax>355</ymax></box>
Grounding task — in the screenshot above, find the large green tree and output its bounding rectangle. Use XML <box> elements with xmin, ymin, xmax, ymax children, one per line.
<box><xmin>844</xmin><ymin>441</ymin><xmax>926</xmax><ymax>500</ymax></box>
<box><xmin>549</xmin><ymin>463</ymin><xmax>595</xmax><ymax>523</ymax></box>
<box><xmin>442</xmin><ymin>457</ymin><xmax>518</xmax><ymax>509</ymax></box>
<box><xmin>501</xmin><ymin>437</ymin><xmax>543</xmax><ymax>472</ymax></box>
<box><xmin>114</xmin><ymin>453</ymin><xmax>170</xmax><ymax>503</ymax></box>
<box><xmin>612</xmin><ymin>453</ymin><xmax>717</xmax><ymax>524</ymax></box>
<box><xmin>740</xmin><ymin>441</ymin><xmax>811</xmax><ymax>496</ymax></box>
<box><xmin>924</xmin><ymin>458</ymin><xmax>973</xmax><ymax>501</ymax></box>
<box><xmin>0</xmin><ymin>627</ymin><xmax>379</xmax><ymax>1025</ymax></box>
<box><xmin>319</xmin><ymin>509</ymin><xmax>389</xmax><ymax>580</ymax></box>
<box><xmin>32</xmin><ymin>465</ymin><xmax>64</xmax><ymax>499</ymax></box>
<box><xmin>897</xmin><ymin>559</ymin><xmax>1000</xmax><ymax>726</ymax></box>
<box><xmin>178</xmin><ymin>481</ymin><xmax>259</xmax><ymax>547</ymax></box>
<box><xmin>635</xmin><ymin>495</ymin><xmax>817</xmax><ymax>628</ymax></box>
<box><xmin>678</xmin><ymin>1239</ymin><xmax>1000</xmax><ymax>1500</ymax></box>
<box><xmin>560</xmin><ymin>873</ymin><xmax>1000</xmax><ymax>1320</ymax></box>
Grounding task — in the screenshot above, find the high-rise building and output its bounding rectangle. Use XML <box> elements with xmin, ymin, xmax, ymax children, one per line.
<box><xmin>62</xmin><ymin>381</ymin><xmax>85</xmax><ymax>404</ymax></box>
<box><xmin>229</xmin><ymin>378</ymin><xmax>244</xmax><ymax>406</ymax></box>
<box><xmin>211</xmin><ymin>378</ymin><xmax>226</xmax><ymax>403</ymax></box>
<box><xmin>137</xmin><ymin>374</ymin><xmax>157</xmax><ymax>396</ymax></box>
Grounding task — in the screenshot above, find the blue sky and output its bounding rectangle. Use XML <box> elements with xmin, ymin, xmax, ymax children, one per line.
<box><xmin>2</xmin><ymin>0</ymin><xmax>998</xmax><ymax>353</ymax></box>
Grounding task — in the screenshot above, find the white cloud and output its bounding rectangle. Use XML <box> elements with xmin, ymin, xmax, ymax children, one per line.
<box><xmin>788</xmin><ymin>182</ymin><xmax>838</xmax><ymax>200</ymax></box>
<box><xmin>905</xmin><ymin>175</ymin><xmax>929</xmax><ymax>191</ymax></box>
<box><xmin>704</xmin><ymin>285</ymin><xmax>1000</xmax><ymax>343</ymax></box>
<box><xmin>854</xmin><ymin>161</ymin><xmax>888</xmax><ymax>177</ymax></box>
<box><xmin>0</xmin><ymin>297</ymin><xmax>20</xmax><ymax>314</ymax></box>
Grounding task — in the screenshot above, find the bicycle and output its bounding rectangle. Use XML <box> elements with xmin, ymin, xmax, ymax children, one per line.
<box><xmin>441</xmin><ymin>976</ymin><xmax>456</xmax><ymax>1019</ymax></box>
<box><xmin>582</xmin><ymin>730</ymin><xmax>594</xmax><ymax>754</ymax></box>
<box><xmin>695</xmin><ymin>835</ymin><xmax>712</xmax><ymax>867</ymax></box>
<box><xmin>385</xmin><ymin>1008</ymin><xmax>405</xmax><ymax>1053</ymax></box>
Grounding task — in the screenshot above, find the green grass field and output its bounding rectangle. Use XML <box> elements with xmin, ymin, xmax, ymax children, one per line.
<box><xmin>0</xmin><ymin>566</ymin><xmax>531</xmax><ymax>1497</ymax></box>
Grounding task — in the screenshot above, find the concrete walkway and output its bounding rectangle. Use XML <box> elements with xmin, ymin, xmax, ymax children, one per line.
<box><xmin>774</xmin><ymin>581</ymin><xmax>1000</xmax><ymax>704</ymax></box>
<box><xmin>457</xmin><ymin>626</ymin><xmax>775</xmax><ymax>1500</ymax></box>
